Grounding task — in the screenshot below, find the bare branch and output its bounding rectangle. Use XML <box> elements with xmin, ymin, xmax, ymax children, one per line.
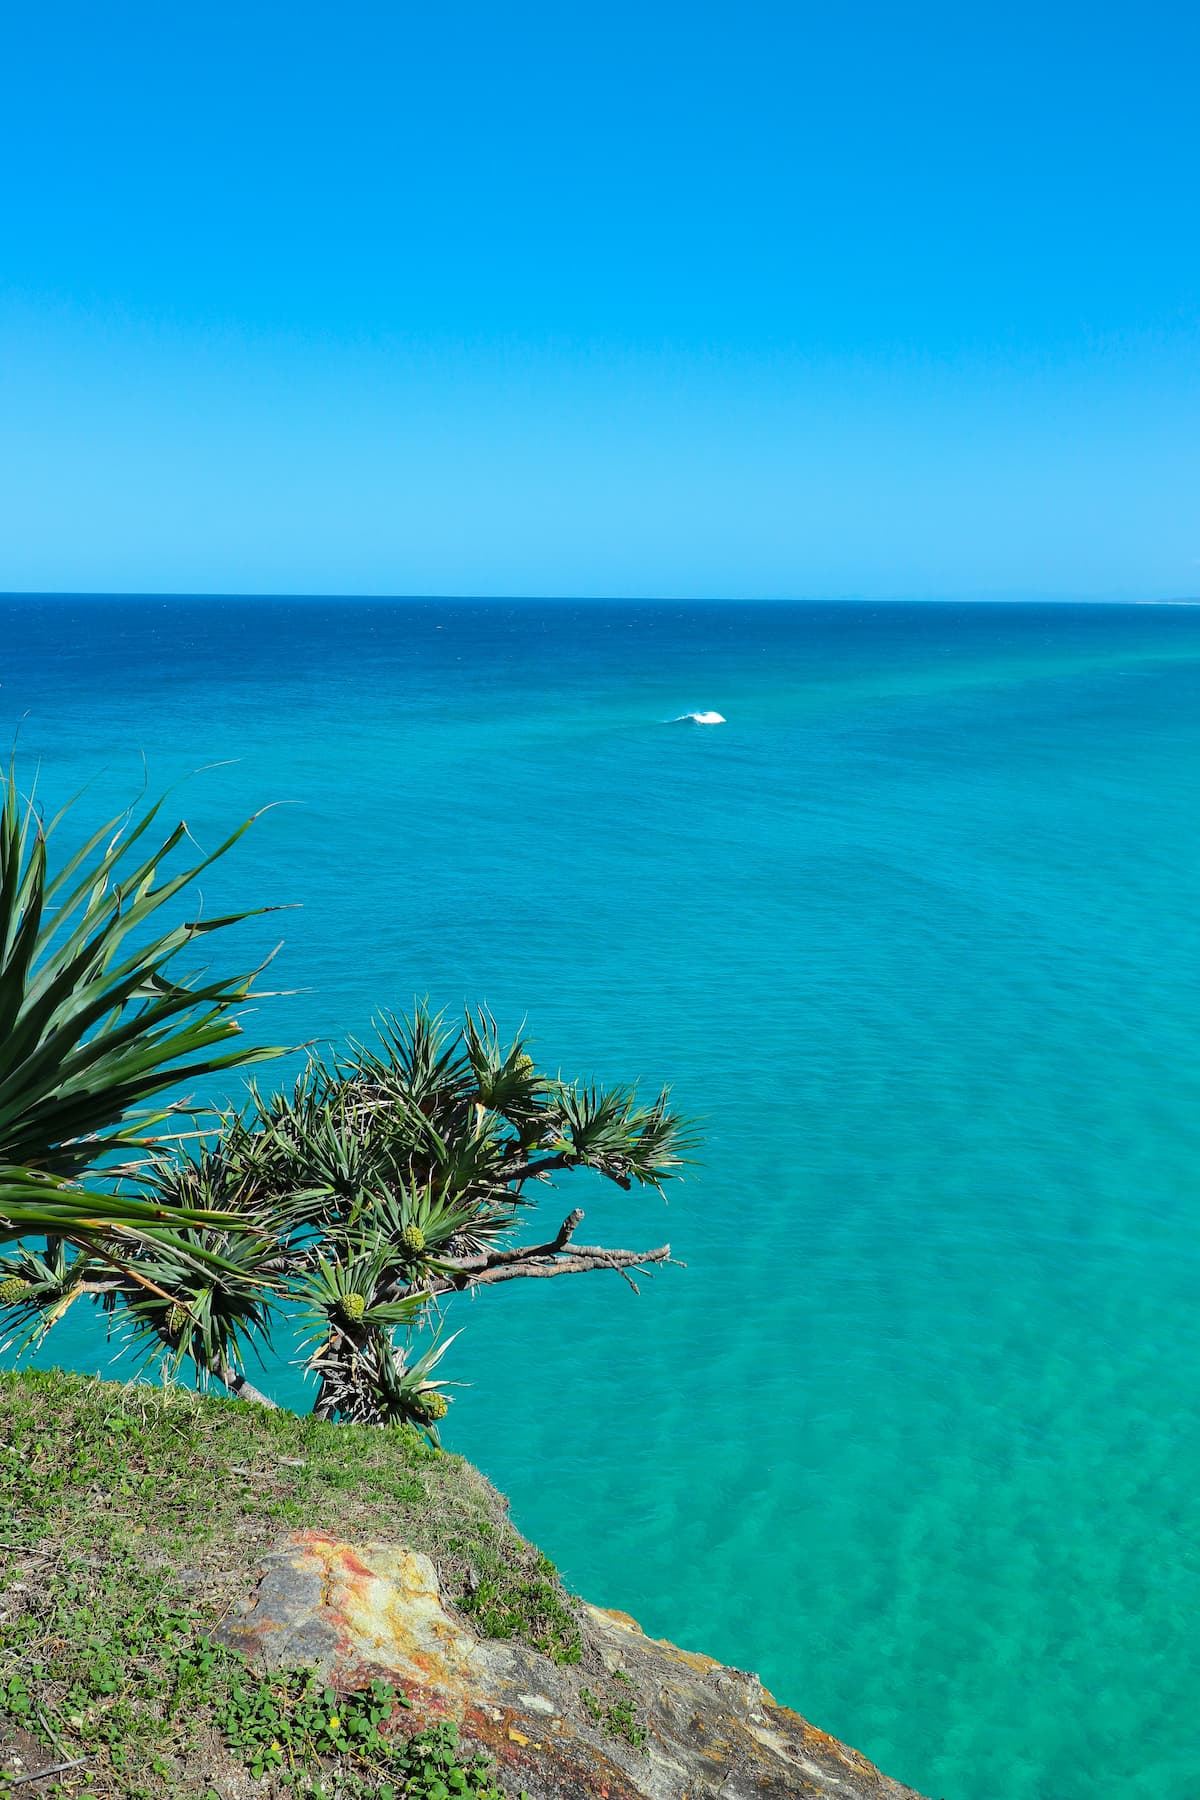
<box><xmin>441</xmin><ymin>1243</ymin><xmax>673</xmax><ymax>1288</ymax></box>
<box><xmin>6</xmin><ymin>1759</ymin><xmax>86</xmax><ymax>1787</ymax></box>
<box><xmin>448</xmin><ymin>1207</ymin><xmax>586</xmax><ymax>1276</ymax></box>
<box><xmin>552</xmin><ymin>1207</ymin><xmax>585</xmax><ymax>1249</ymax></box>
<box><xmin>429</xmin><ymin>1209</ymin><xmax>675</xmax><ymax>1294</ymax></box>
<box><xmin>499</xmin><ymin>1152</ymin><xmax>573</xmax><ymax>1187</ymax></box>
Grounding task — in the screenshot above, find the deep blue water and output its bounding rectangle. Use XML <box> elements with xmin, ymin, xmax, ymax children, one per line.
<box><xmin>3</xmin><ymin>597</ymin><xmax>1199</xmax><ymax>1800</ymax></box>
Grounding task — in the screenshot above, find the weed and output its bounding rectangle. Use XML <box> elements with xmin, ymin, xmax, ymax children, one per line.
<box><xmin>579</xmin><ymin>1675</ymin><xmax>648</xmax><ymax>1753</ymax></box>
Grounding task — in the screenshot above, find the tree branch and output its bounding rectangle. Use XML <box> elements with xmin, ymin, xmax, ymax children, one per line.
<box><xmin>500</xmin><ymin>1151</ymin><xmax>573</xmax><ymax>1188</ymax></box>
<box><xmin>6</xmin><ymin>1759</ymin><xmax>86</xmax><ymax>1788</ymax></box>
<box><xmin>141</xmin><ymin>1313</ymin><xmax>280</xmax><ymax>1409</ymax></box>
<box><xmin>214</xmin><ymin>1361</ymin><xmax>279</xmax><ymax>1408</ymax></box>
<box><xmin>448</xmin><ymin>1207</ymin><xmax>586</xmax><ymax>1274</ymax></box>
<box><xmin>429</xmin><ymin>1210</ymin><xmax>675</xmax><ymax>1294</ymax></box>
<box><xmin>441</xmin><ymin>1242</ymin><xmax>673</xmax><ymax>1289</ymax></box>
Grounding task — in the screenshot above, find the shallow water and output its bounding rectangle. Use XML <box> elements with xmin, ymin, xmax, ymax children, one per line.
<box><xmin>3</xmin><ymin>597</ymin><xmax>1199</xmax><ymax>1799</ymax></box>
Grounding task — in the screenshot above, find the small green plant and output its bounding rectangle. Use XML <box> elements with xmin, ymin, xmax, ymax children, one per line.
<box><xmin>0</xmin><ymin>1672</ymin><xmax>32</xmax><ymax>1722</ymax></box>
<box><xmin>213</xmin><ymin>1665</ymin><xmax>409</xmax><ymax>1784</ymax></box>
<box><xmin>580</xmin><ymin>1671</ymin><xmax>648</xmax><ymax>1753</ymax></box>
<box><xmin>173</xmin><ymin>1647</ymin><xmax>520</xmax><ymax>1797</ymax></box>
<box><xmin>456</xmin><ymin>1545</ymin><xmax>581</xmax><ymax>1665</ymax></box>
<box><xmin>191</xmin><ymin>1656</ymin><xmax>517</xmax><ymax>1798</ymax></box>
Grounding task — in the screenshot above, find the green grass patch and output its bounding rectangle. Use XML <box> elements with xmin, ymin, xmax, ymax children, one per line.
<box><xmin>0</xmin><ymin>1367</ymin><xmax>584</xmax><ymax>1795</ymax></box>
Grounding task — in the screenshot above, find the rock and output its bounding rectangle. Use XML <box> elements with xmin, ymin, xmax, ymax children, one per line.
<box><xmin>220</xmin><ymin>1532</ymin><xmax>927</xmax><ymax>1800</ymax></box>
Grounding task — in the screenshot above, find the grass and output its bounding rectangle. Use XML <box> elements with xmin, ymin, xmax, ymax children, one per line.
<box><xmin>0</xmin><ymin>1368</ymin><xmax>588</xmax><ymax>1797</ymax></box>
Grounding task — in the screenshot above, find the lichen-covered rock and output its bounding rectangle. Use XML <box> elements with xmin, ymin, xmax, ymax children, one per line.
<box><xmin>221</xmin><ymin>1532</ymin><xmax>927</xmax><ymax>1800</ymax></box>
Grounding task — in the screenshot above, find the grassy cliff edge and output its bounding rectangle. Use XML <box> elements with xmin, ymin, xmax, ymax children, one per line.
<box><xmin>0</xmin><ymin>1369</ymin><xmax>581</xmax><ymax>1797</ymax></box>
<box><xmin>1</xmin><ymin>1370</ymin><xmax>927</xmax><ymax>1800</ymax></box>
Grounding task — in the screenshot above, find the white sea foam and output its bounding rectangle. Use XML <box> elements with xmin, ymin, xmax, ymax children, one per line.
<box><xmin>669</xmin><ymin>710</ymin><xmax>726</xmax><ymax>724</ymax></box>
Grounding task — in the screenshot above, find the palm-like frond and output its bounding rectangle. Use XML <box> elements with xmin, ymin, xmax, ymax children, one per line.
<box><xmin>0</xmin><ymin>1235</ymin><xmax>80</xmax><ymax>1351</ymax></box>
<box><xmin>462</xmin><ymin>1008</ymin><xmax>547</xmax><ymax>1128</ymax></box>
<box><xmin>353</xmin><ymin>1006</ymin><xmax>475</xmax><ymax>1111</ymax></box>
<box><xmin>367</xmin><ymin>1179</ymin><xmax>495</xmax><ymax>1265</ymax></box>
<box><xmin>547</xmin><ymin>1080</ymin><xmax>696</xmax><ymax>1189</ymax></box>
<box><xmin>0</xmin><ymin>764</ymin><xmax>288</xmax><ymax>1247</ymax></box>
<box><xmin>0</xmin><ymin>1164</ymin><xmax>253</xmax><ymax>1241</ymax></box>
<box><xmin>110</xmin><ymin>1225</ymin><xmax>278</xmax><ymax>1385</ymax></box>
<box><xmin>294</xmin><ymin>1241</ymin><xmax>428</xmax><ymax>1338</ymax></box>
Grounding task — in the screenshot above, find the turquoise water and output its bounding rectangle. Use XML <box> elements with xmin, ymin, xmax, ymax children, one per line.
<box><xmin>3</xmin><ymin>598</ymin><xmax>1199</xmax><ymax>1799</ymax></box>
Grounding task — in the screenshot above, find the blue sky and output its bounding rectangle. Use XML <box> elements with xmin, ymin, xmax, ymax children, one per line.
<box><xmin>1</xmin><ymin>0</ymin><xmax>1197</xmax><ymax>597</ymax></box>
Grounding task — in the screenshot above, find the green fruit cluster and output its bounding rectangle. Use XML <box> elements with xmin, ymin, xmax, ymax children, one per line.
<box><xmin>401</xmin><ymin>1225</ymin><xmax>426</xmax><ymax>1256</ymax></box>
<box><xmin>0</xmin><ymin>1276</ymin><xmax>30</xmax><ymax>1306</ymax></box>
<box><xmin>339</xmin><ymin>1291</ymin><xmax>367</xmax><ymax>1323</ymax></box>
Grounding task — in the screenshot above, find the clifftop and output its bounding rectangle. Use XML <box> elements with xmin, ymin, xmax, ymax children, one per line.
<box><xmin>0</xmin><ymin>1371</ymin><xmax>924</xmax><ymax>1799</ymax></box>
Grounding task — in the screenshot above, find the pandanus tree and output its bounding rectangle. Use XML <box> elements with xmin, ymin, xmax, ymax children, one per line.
<box><xmin>0</xmin><ymin>769</ymin><xmax>694</xmax><ymax>1435</ymax></box>
<box><xmin>2</xmin><ymin>1006</ymin><xmax>692</xmax><ymax>1432</ymax></box>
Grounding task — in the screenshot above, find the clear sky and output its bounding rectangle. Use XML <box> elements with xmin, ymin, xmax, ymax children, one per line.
<box><xmin>1</xmin><ymin>1</ymin><xmax>1197</xmax><ymax>598</ymax></box>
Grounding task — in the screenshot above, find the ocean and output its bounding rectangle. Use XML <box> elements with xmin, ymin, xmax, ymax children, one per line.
<box><xmin>3</xmin><ymin>596</ymin><xmax>1199</xmax><ymax>1799</ymax></box>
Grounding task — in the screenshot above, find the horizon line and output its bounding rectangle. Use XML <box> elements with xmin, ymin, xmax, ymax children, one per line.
<box><xmin>2</xmin><ymin>591</ymin><xmax>1198</xmax><ymax>607</ymax></box>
